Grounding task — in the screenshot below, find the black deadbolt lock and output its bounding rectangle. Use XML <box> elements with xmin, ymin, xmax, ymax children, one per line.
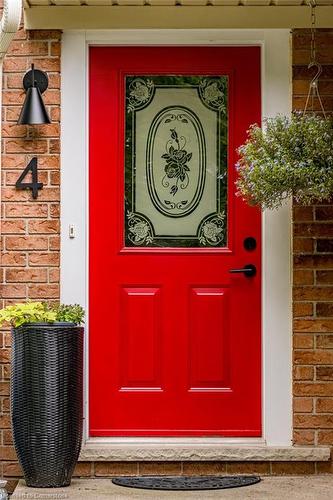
<box><xmin>244</xmin><ymin>237</ymin><xmax>257</xmax><ymax>251</ymax></box>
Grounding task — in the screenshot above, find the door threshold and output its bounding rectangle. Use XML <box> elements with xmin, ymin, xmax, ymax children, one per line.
<box><xmin>85</xmin><ymin>437</ymin><xmax>266</xmax><ymax>444</ymax></box>
<box><xmin>79</xmin><ymin>438</ymin><xmax>330</xmax><ymax>462</ymax></box>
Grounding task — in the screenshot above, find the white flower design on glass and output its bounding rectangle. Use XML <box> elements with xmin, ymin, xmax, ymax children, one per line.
<box><xmin>202</xmin><ymin>222</ymin><xmax>223</xmax><ymax>243</ymax></box>
<box><xmin>130</xmin><ymin>82</ymin><xmax>149</xmax><ymax>101</ymax></box>
<box><xmin>199</xmin><ymin>78</ymin><xmax>226</xmax><ymax>112</ymax></box>
<box><xmin>130</xmin><ymin>221</ymin><xmax>149</xmax><ymax>242</ymax></box>
<box><xmin>127</xmin><ymin>212</ymin><xmax>154</xmax><ymax>245</ymax></box>
<box><xmin>127</xmin><ymin>78</ymin><xmax>154</xmax><ymax>112</ymax></box>
<box><xmin>203</xmin><ymin>82</ymin><xmax>223</xmax><ymax>104</ymax></box>
<box><xmin>199</xmin><ymin>212</ymin><xmax>226</xmax><ymax>246</ymax></box>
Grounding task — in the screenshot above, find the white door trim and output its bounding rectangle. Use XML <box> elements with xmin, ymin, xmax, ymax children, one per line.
<box><xmin>61</xmin><ymin>29</ymin><xmax>292</xmax><ymax>448</ymax></box>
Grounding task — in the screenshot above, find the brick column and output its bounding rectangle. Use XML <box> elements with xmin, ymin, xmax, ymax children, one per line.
<box><xmin>292</xmin><ymin>29</ymin><xmax>333</xmax><ymax>466</ymax></box>
<box><xmin>0</xmin><ymin>27</ymin><xmax>61</xmax><ymax>487</ymax></box>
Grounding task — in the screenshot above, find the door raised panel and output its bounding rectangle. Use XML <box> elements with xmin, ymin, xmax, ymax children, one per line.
<box><xmin>189</xmin><ymin>287</ymin><xmax>230</xmax><ymax>392</ymax></box>
<box><xmin>119</xmin><ymin>287</ymin><xmax>162</xmax><ymax>391</ymax></box>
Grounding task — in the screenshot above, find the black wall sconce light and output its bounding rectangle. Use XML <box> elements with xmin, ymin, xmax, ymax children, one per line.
<box><xmin>17</xmin><ymin>64</ymin><xmax>51</xmax><ymax>125</ymax></box>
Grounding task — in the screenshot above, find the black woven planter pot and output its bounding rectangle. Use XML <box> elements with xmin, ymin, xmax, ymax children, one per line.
<box><xmin>11</xmin><ymin>323</ymin><xmax>84</xmax><ymax>488</ymax></box>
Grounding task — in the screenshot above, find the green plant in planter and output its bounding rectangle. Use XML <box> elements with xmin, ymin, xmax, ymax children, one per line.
<box><xmin>236</xmin><ymin>113</ymin><xmax>333</xmax><ymax>209</ymax></box>
<box><xmin>0</xmin><ymin>302</ymin><xmax>56</xmax><ymax>328</ymax></box>
<box><xmin>0</xmin><ymin>302</ymin><xmax>84</xmax><ymax>328</ymax></box>
<box><xmin>52</xmin><ymin>303</ymin><xmax>85</xmax><ymax>325</ymax></box>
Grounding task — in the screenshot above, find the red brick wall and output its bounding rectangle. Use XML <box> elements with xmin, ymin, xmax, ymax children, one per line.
<box><xmin>292</xmin><ymin>29</ymin><xmax>333</xmax><ymax>461</ymax></box>
<box><xmin>1</xmin><ymin>28</ymin><xmax>333</xmax><ymax>491</ymax></box>
<box><xmin>0</xmin><ymin>27</ymin><xmax>61</xmax><ymax>488</ymax></box>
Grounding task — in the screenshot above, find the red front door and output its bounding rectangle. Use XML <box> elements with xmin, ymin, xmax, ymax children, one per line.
<box><xmin>89</xmin><ymin>47</ymin><xmax>261</xmax><ymax>436</ymax></box>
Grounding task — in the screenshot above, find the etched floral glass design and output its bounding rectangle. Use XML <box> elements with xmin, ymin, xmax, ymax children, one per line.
<box><xmin>125</xmin><ymin>76</ymin><xmax>228</xmax><ymax>247</ymax></box>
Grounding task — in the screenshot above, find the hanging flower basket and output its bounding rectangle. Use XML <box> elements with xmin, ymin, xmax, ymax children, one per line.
<box><xmin>236</xmin><ymin>113</ymin><xmax>333</xmax><ymax>210</ymax></box>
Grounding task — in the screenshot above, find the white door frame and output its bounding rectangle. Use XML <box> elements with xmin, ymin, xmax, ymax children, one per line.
<box><xmin>61</xmin><ymin>29</ymin><xmax>292</xmax><ymax>447</ymax></box>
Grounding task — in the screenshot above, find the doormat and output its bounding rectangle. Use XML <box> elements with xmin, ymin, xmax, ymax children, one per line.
<box><xmin>112</xmin><ymin>475</ymin><xmax>261</xmax><ymax>491</ymax></box>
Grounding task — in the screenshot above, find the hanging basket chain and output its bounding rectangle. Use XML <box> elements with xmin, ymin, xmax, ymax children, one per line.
<box><xmin>303</xmin><ymin>0</ymin><xmax>326</xmax><ymax>117</ymax></box>
<box><xmin>310</xmin><ymin>0</ymin><xmax>316</xmax><ymax>63</ymax></box>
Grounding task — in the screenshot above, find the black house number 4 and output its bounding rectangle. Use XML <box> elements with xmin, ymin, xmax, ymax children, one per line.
<box><xmin>16</xmin><ymin>157</ymin><xmax>43</xmax><ymax>199</ymax></box>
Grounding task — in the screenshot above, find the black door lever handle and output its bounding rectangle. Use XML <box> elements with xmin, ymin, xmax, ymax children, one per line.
<box><xmin>229</xmin><ymin>264</ymin><xmax>256</xmax><ymax>278</ymax></box>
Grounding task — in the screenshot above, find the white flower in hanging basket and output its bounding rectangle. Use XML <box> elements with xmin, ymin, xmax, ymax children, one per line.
<box><xmin>235</xmin><ymin>113</ymin><xmax>333</xmax><ymax>209</ymax></box>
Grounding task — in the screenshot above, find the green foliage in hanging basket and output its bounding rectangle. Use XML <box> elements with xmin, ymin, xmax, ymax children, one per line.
<box><xmin>236</xmin><ymin>113</ymin><xmax>333</xmax><ymax>209</ymax></box>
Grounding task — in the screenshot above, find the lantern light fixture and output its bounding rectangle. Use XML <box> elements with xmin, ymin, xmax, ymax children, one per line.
<box><xmin>17</xmin><ymin>64</ymin><xmax>51</xmax><ymax>125</ymax></box>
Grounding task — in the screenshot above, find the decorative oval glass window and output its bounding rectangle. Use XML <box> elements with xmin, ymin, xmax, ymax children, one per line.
<box><xmin>146</xmin><ymin>106</ymin><xmax>206</xmax><ymax>218</ymax></box>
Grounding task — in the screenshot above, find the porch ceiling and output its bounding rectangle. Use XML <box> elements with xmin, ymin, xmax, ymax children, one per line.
<box><xmin>24</xmin><ymin>1</ymin><xmax>333</xmax><ymax>29</ymax></box>
<box><xmin>24</xmin><ymin>0</ymin><xmax>333</xmax><ymax>5</ymax></box>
